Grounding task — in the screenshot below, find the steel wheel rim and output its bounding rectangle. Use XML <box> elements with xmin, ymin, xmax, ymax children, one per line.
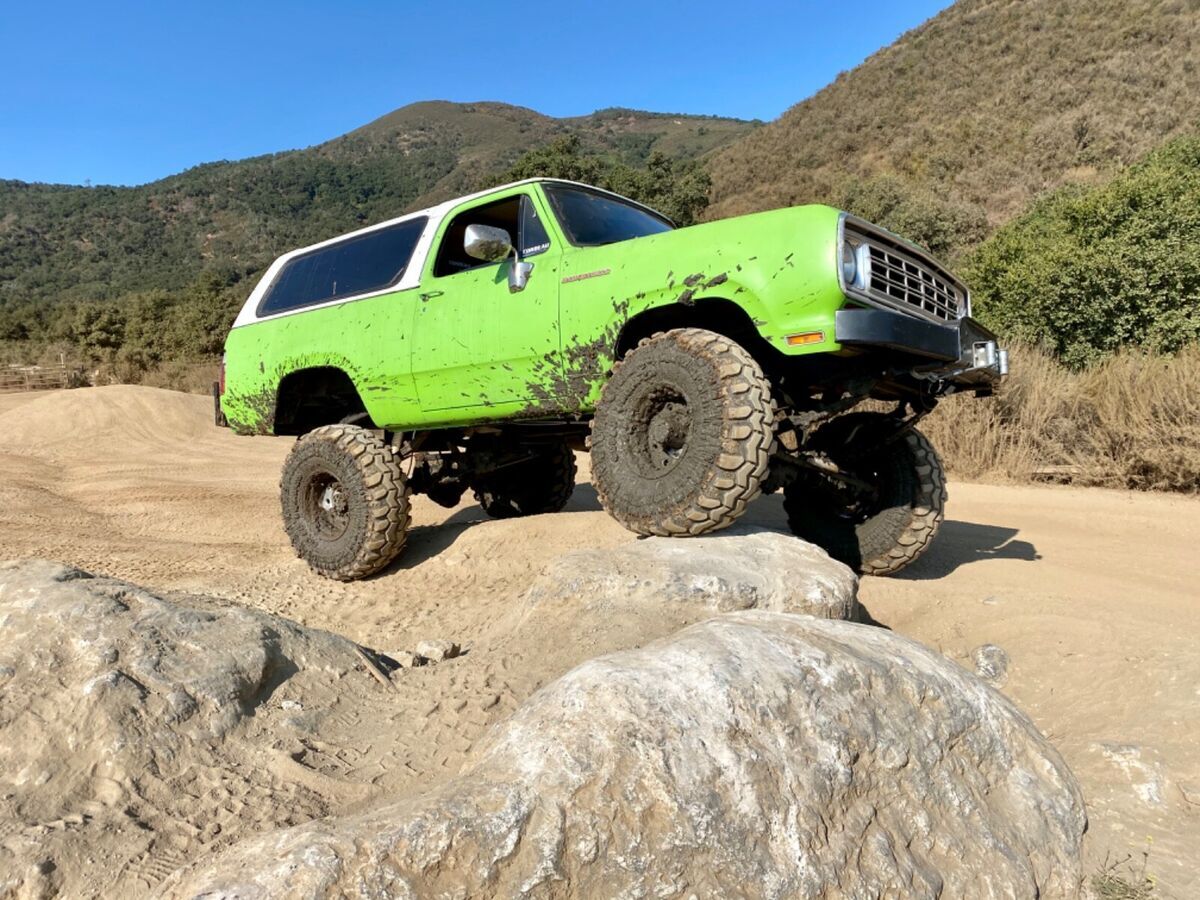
<box><xmin>304</xmin><ymin>470</ymin><xmax>350</xmax><ymax>541</ymax></box>
<box><xmin>644</xmin><ymin>390</ymin><xmax>692</xmax><ymax>472</ymax></box>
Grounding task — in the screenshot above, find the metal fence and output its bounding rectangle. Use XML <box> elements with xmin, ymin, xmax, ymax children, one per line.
<box><xmin>0</xmin><ymin>364</ymin><xmax>72</xmax><ymax>393</ymax></box>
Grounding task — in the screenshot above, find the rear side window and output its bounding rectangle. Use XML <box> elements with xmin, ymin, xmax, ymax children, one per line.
<box><xmin>259</xmin><ymin>216</ymin><xmax>428</xmax><ymax>316</ymax></box>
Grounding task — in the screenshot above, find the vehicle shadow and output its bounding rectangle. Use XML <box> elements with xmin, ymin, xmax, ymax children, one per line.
<box><xmin>395</xmin><ymin>507</ymin><xmax>491</xmax><ymax>570</ymax></box>
<box><xmin>890</xmin><ymin>520</ymin><xmax>1040</xmax><ymax>580</ymax></box>
<box><xmin>563</xmin><ymin>483</ymin><xmax>603</xmax><ymax>512</ymax></box>
<box><xmin>386</xmin><ymin>484</ymin><xmax>607</xmax><ymax>573</ymax></box>
<box><xmin>735</xmin><ymin>495</ymin><xmax>1040</xmax><ymax>581</ymax></box>
<box><xmin>385</xmin><ymin>487</ymin><xmax>1036</xmax><ymax>583</ymax></box>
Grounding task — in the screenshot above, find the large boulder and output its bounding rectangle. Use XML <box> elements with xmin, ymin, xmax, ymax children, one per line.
<box><xmin>163</xmin><ymin>611</ymin><xmax>1086</xmax><ymax>899</ymax></box>
<box><xmin>524</xmin><ymin>523</ymin><xmax>857</xmax><ymax>618</ymax></box>
<box><xmin>501</xmin><ymin>525</ymin><xmax>859</xmax><ymax>669</ymax></box>
<box><xmin>0</xmin><ymin>560</ymin><xmax>389</xmax><ymax>899</ymax></box>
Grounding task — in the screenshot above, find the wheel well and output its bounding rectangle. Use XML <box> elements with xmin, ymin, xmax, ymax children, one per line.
<box><xmin>274</xmin><ymin>367</ymin><xmax>370</xmax><ymax>436</ymax></box>
<box><xmin>615</xmin><ymin>299</ymin><xmax>784</xmax><ymax>376</ymax></box>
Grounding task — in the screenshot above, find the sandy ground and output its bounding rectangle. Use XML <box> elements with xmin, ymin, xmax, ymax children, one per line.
<box><xmin>0</xmin><ymin>386</ymin><xmax>1196</xmax><ymax>896</ymax></box>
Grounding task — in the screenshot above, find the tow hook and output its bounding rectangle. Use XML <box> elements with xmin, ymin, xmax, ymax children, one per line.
<box><xmin>972</xmin><ymin>340</ymin><xmax>1009</xmax><ymax>376</ymax></box>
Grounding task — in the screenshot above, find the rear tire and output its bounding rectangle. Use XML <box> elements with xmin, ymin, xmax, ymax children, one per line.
<box><xmin>473</xmin><ymin>441</ymin><xmax>577</xmax><ymax>519</ymax></box>
<box><xmin>280</xmin><ymin>424</ymin><xmax>411</xmax><ymax>581</ymax></box>
<box><xmin>590</xmin><ymin>328</ymin><xmax>775</xmax><ymax>536</ymax></box>
<box><xmin>783</xmin><ymin>413</ymin><xmax>945</xmax><ymax>576</ymax></box>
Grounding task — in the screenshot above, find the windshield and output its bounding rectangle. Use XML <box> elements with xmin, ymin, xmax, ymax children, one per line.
<box><xmin>543</xmin><ymin>185</ymin><xmax>673</xmax><ymax>247</ymax></box>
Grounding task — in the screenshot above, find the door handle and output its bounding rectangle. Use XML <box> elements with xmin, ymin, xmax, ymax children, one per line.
<box><xmin>419</xmin><ymin>290</ymin><xmax>444</xmax><ymax>302</ymax></box>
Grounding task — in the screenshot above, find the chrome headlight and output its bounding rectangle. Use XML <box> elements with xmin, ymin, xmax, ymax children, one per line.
<box><xmin>842</xmin><ymin>239</ymin><xmax>869</xmax><ymax>289</ymax></box>
<box><xmin>841</xmin><ymin>241</ymin><xmax>858</xmax><ymax>286</ymax></box>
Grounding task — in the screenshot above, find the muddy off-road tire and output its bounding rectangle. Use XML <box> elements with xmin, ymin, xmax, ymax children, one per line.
<box><xmin>473</xmin><ymin>441</ymin><xmax>577</xmax><ymax>519</ymax></box>
<box><xmin>784</xmin><ymin>413</ymin><xmax>945</xmax><ymax>576</ymax></box>
<box><xmin>280</xmin><ymin>424</ymin><xmax>411</xmax><ymax>581</ymax></box>
<box><xmin>590</xmin><ymin>328</ymin><xmax>775</xmax><ymax>536</ymax></box>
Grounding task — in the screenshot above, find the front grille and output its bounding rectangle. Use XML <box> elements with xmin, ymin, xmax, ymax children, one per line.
<box><xmin>865</xmin><ymin>243</ymin><xmax>962</xmax><ymax>322</ymax></box>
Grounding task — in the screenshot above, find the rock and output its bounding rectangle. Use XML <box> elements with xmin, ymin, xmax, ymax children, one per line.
<box><xmin>163</xmin><ymin>611</ymin><xmax>1085</xmax><ymax>899</ymax></box>
<box><xmin>414</xmin><ymin>639</ymin><xmax>460</xmax><ymax>662</ymax></box>
<box><xmin>972</xmin><ymin>643</ymin><xmax>1011</xmax><ymax>685</ymax></box>
<box><xmin>492</xmin><ymin>526</ymin><xmax>859</xmax><ymax>682</ymax></box>
<box><xmin>519</xmin><ymin>523</ymin><xmax>856</xmax><ymax>630</ymax></box>
<box><xmin>526</xmin><ymin>524</ymin><xmax>856</xmax><ymax>618</ymax></box>
<box><xmin>383</xmin><ymin>650</ymin><xmax>423</xmax><ymax>668</ymax></box>
<box><xmin>0</xmin><ymin>560</ymin><xmax>391</xmax><ymax>899</ymax></box>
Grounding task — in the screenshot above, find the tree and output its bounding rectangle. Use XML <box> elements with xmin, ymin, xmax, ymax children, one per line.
<box><xmin>70</xmin><ymin>304</ymin><xmax>126</xmax><ymax>358</ymax></box>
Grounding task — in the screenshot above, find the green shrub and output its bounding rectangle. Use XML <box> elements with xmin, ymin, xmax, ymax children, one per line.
<box><xmin>965</xmin><ymin>133</ymin><xmax>1200</xmax><ymax>368</ymax></box>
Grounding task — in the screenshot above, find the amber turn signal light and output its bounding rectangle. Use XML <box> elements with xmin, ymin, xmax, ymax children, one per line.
<box><xmin>785</xmin><ymin>331</ymin><xmax>825</xmax><ymax>346</ymax></box>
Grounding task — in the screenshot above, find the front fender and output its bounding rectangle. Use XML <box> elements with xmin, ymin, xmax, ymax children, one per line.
<box><xmin>615</xmin><ymin>205</ymin><xmax>846</xmax><ymax>355</ymax></box>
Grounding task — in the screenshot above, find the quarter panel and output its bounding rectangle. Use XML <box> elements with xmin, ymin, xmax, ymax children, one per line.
<box><xmin>221</xmin><ymin>288</ymin><xmax>421</xmax><ymax>434</ymax></box>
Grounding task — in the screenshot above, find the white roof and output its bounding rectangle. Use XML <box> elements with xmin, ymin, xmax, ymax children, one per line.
<box><xmin>231</xmin><ymin>178</ymin><xmax>662</xmax><ymax>329</ymax></box>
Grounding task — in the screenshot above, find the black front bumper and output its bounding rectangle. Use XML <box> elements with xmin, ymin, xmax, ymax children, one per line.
<box><xmin>834</xmin><ymin>308</ymin><xmax>1007</xmax><ymax>386</ymax></box>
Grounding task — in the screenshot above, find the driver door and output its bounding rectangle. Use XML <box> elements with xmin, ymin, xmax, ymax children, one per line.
<box><xmin>411</xmin><ymin>190</ymin><xmax>562</xmax><ymax>412</ymax></box>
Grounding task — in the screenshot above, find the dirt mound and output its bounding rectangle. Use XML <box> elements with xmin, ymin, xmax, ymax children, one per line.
<box><xmin>0</xmin><ymin>385</ymin><xmax>215</xmax><ymax>455</ymax></box>
<box><xmin>164</xmin><ymin>612</ymin><xmax>1085</xmax><ymax>899</ymax></box>
<box><xmin>0</xmin><ymin>389</ymin><xmax>53</xmax><ymax>416</ymax></box>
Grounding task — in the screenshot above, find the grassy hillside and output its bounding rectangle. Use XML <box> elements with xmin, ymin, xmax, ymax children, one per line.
<box><xmin>0</xmin><ymin>101</ymin><xmax>754</xmax><ymax>310</ymax></box>
<box><xmin>706</xmin><ymin>0</ymin><xmax>1200</xmax><ymax>249</ymax></box>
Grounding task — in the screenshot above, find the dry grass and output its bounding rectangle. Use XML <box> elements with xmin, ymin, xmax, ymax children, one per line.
<box><xmin>0</xmin><ymin>342</ymin><xmax>219</xmax><ymax>397</ymax></box>
<box><xmin>923</xmin><ymin>345</ymin><xmax>1200</xmax><ymax>492</ymax></box>
<box><xmin>71</xmin><ymin>358</ymin><xmax>219</xmax><ymax>395</ymax></box>
<box><xmin>1090</xmin><ymin>852</ymin><xmax>1157</xmax><ymax>899</ymax></box>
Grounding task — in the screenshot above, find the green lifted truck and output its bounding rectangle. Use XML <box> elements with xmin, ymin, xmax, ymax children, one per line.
<box><xmin>219</xmin><ymin>178</ymin><xmax>1006</xmax><ymax>581</ymax></box>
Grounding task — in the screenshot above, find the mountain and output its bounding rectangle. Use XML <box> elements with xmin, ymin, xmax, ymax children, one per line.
<box><xmin>705</xmin><ymin>0</ymin><xmax>1200</xmax><ymax>238</ymax></box>
<box><xmin>0</xmin><ymin>102</ymin><xmax>755</xmax><ymax>309</ymax></box>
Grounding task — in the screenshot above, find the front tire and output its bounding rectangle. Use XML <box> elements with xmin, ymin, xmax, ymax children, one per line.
<box><xmin>590</xmin><ymin>328</ymin><xmax>775</xmax><ymax>536</ymax></box>
<box><xmin>783</xmin><ymin>413</ymin><xmax>945</xmax><ymax>576</ymax></box>
<box><xmin>280</xmin><ymin>424</ymin><xmax>411</xmax><ymax>581</ymax></box>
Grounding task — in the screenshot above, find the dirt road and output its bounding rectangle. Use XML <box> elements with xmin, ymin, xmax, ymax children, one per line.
<box><xmin>1</xmin><ymin>386</ymin><xmax>1196</xmax><ymax>895</ymax></box>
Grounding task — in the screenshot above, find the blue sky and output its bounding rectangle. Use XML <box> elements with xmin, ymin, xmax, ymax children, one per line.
<box><xmin>1</xmin><ymin>0</ymin><xmax>951</xmax><ymax>187</ymax></box>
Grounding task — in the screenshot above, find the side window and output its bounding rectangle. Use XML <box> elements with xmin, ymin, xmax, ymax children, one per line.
<box><xmin>434</xmin><ymin>194</ymin><xmax>550</xmax><ymax>278</ymax></box>
<box><xmin>259</xmin><ymin>216</ymin><xmax>428</xmax><ymax>316</ymax></box>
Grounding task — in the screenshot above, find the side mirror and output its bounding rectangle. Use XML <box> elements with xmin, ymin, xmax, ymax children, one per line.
<box><xmin>463</xmin><ymin>224</ymin><xmax>513</xmax><ymax>262</ymax></box>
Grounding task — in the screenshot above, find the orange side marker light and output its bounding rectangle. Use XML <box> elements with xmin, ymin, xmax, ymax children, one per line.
<box><xmin>785</xmin><ymin>331</ymin><xmax>825</xmax><ymax>347</ymax></box>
